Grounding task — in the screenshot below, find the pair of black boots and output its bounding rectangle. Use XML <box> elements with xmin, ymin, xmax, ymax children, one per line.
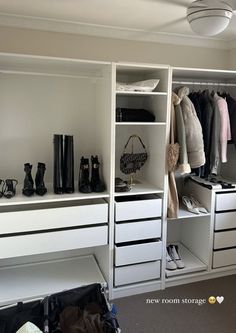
<box><xmin>79</xmin><ymin>156</ymin><xmax>105</xmax><ymax>193</ymax></box>
<box><xmin>54</xmin><ymin>134</ymin><xmax>74</xmax><ymax>194</ymax></box>
<box><xmin>22</xmin><ymin>163</ymin><xmax>47</xmax><ymax>196</ymax></box>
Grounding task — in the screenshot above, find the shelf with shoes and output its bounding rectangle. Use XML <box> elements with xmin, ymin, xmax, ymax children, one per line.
<box><xmin>165</xmin><ymin>243</ymin><xmax>208</xmax><ymax>278</ymax></box>
<box><xmin>168</xmin><ymin>203</ymin><xmax>211</xmax><ymax>220</ymax></box>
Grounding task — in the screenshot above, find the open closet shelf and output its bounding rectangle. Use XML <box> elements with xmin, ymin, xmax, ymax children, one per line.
<box><xmin>173</xmin><ymin>67</ymin><xmax>236</xmax><ymax>82</ymax></box>
<box><xmin>116</xmin><ymin>91</ymin><xmax>167</xmax><ymax>96</ymax></box>
<box><xmin>0</xmin><ymin>53</ymin><xmax>109</xmax><ymax>78</ymax></box>
<box><xmin>165</xmin><ymin>243</ymin><xmax>207</xmax><ymax>278</ymax></box>
<box><xmin>0</xmin><ymin>184</ymin><xmax>109</xmax><ymax>207</ymax></box>
<box><xmin>168</xmin><ymin>204</ymin><xmax>210</xmax><ymax>220</ymax></box>
<box><xmin>115</xmin><ymin>180</ymin><xmax>163</xmax><ymax>196</ymax></box>
<box><xmin>0</xmin><ymin>255</ymin><xmax>106</xmax><ymax>306</ymax></box>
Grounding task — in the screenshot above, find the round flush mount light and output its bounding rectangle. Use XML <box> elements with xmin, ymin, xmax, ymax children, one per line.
<box><xmin>187</xmin><ymin>0</ymin><xmax>233</xmax><ymax>36</ymax></box>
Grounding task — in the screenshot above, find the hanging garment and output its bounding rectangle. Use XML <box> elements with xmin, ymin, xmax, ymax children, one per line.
<box><xmin>213</xmin><ymin>93</ymin><xmax>231</xmax><ymax>162</ymax></box>
<box><xmin>172</xmin><ymin>92</ymin><xmax>191</xmax><ymax>174</ymax></box>
<box><xmin>167</xmin><ymin>92</ymin><xmax>180</xmax><ymax>218</ymax></box>
<box><xmin>210</xmin><ymin>92</ymin><xmax>221</xmax><ymax>175</ymax></box>
<box><xmin>176</xmin><ymin>87</ymin><xmax>205</xmax><ymax>169</ymax></box>
<box><xmin>224</xmin><ymin>94</ymin><xmax>236</xmax><ymax>149</ymax></box>
<box><xmin>16</xmin><ymin>322</ymin><xmax>42</xmax><ymax>333</ymax></box>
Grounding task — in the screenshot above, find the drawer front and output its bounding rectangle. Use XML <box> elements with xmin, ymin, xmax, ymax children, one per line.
<box><xmin>214</xmin><ymin>230</ymin><xmax>236</xmax><ymax>249</ymax></box>
<box><xmin>114</xmin><ymin>261</ymin><xmax>161</xmax><ymax>286</ymax></box>
<box><xmin>115</xmin><ymin>198</ymin><xmax>162</xmax><ymax>222</ymax></box>
<box><xmin>215</xmin><ymin>192</ymin><xmax>236</xmax><ymax>211</ymax></box>
<box><xmin>0</xmin><ymin>225</ymin><xmax>108</xmax><ymax>259</ymax></box>
<box><xmin>115</xmin><ymin>219</ymin><xmax>161</xmax><ymax>243</ymax></box>
<box><xmin>0</xmin><ymin>201</ymin><xmax>108</xmax><ymax>234</ymax></box>
<box><xmin>115</xmin><ymin>241</ymin><xmax>162</xmax><ymax>266</ymax></box>
<box><xmin>213</xmin><ymin>248</ymin><xmax>236</xmax><ymax>268</ymax></box>
<box><xmin>215</xmin><ymin>212</ymin><xmax>236</xmax><ymax>231</ymax></box>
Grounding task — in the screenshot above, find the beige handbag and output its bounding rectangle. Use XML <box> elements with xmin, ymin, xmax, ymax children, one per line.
<box><xmin>167</xmin><ymin>101</ymin><xmax>179</xmax><ymax>172</ymax></box>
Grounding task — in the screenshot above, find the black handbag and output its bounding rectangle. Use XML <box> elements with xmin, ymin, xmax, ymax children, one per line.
<box><xmin>120</xmin><ymin>135</ymin><xmax>148</xmax><ymax>174</ymax></box>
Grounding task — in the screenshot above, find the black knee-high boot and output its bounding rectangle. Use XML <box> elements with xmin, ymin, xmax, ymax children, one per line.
<box><xmin>53</xmin><ymin>134</ymin><xmax>64</xmax><ymax>194</ymax></box>
<box><xmin>63</xmin><ymin>135</ymin><xmax>74</xmax><ymax>193</ymax></box>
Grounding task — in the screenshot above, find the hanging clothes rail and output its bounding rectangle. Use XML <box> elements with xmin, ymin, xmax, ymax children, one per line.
<box><xmin>172</xmin><ymin>80</ymin><xmax>236</xmax><ymax>87</ymax></box>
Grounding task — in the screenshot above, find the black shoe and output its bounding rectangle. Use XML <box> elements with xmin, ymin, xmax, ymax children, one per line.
<box><xmin>91</xmin><ymin>155</ymin><xmax>105</xmax><ymax>192</ymax></box>
<box><xmin>4</xmin><ymin>179</ymin><xmax>18</xmax><ymax>199</ymax></box>
<box><xmin>0</xmin><ymin>179</ymin><xmax>4</xmax><ymax>198</ymax></box>
<box><xmin>22</xmin><ymin>163</ymin><xmax>34</xmax><ymax>196</ymax></box>
<box><xmin>53</xmin><ymin>134</ymin><xmax>64</xmax><ymax>194</ymax></box>
<box><xmin>63</xmin><ymin>135</ymin><xmax>74</xmax><ymax>193</ymax></box>
<box><xmin>35</xmin><ymin>162</ymin><xmax>47</xmax><ymax>196</ymax></box>
<box><xmin>79</xmin><ymin>157</ymin><xmax>92</xmax><ymax>193</ymax></box>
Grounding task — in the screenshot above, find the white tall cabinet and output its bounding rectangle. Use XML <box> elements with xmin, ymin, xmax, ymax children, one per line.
<box><xmin>0</xmin><ymin>54</ymin><xmax>236</xmax><ymax>306</ymax></box>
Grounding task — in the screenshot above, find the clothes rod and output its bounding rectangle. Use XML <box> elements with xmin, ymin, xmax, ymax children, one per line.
<box><xmin>172</xmin><ymin>80</ymin><xmax>236</xmax><ymax>87</ymax></box>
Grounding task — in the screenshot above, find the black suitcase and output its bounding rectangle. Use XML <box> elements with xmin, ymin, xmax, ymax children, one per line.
<box><xmin>0</xmin><ymin>283</ymin><xmax>120</xmax><ymax>333</ymax></box>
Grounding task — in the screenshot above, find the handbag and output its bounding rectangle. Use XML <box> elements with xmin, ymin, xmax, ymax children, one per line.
<box><xmin>120</xmin><ymin>135</ymin><xmax>148</xmax><ymax>174</ymax></box>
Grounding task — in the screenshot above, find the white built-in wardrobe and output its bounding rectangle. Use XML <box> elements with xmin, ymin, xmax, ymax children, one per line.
<box><xmin>0</xmin><ymin>54</ymin><xmax>236</xmax><ymax>306</ymax></box>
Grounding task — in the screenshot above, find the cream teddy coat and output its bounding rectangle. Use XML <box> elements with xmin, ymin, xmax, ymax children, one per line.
<box><xmin>176</xmin><ymin>87</ymin><xmax>205</xmax><ymax>169</ymax></box>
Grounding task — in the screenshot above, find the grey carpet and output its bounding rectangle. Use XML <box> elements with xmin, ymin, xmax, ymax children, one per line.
<box><xmin>114</xmin><ymin>274</ymin><xmax>236</xmax><ymax>333</ymax></box>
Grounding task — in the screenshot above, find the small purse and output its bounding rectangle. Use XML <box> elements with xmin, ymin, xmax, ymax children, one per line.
<box><xmin>120</xmin><ymin>135</ymin><xmax>148</xmax><ymax>174</ymax></box>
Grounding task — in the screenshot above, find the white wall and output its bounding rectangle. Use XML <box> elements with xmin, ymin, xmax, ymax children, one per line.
<box><xmin>0</xmin><ymin>26</ymin><xmax>228</xmax><ymax>69</ymax></box>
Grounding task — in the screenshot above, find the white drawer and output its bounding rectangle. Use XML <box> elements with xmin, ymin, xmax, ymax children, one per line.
<box><xmin>0</xmin><ymin>225</ymin><xmax>108</xmax><ymax>259</ymax></box>
<box><xmin>0</xmin><ymin>199</ymin><xmax>108</xmax><ymax>234</ymax></box>
<box><xmin>215</xmin><ymin>212</ymin><xmax>236</xmax><ymax>231</ymax></box>
<box><xmin>115</xmin><ymin>219</ymin><xmax>161</xmax><ymax>243</ymax></box>
<box><xmin>114</xmin><ymin>261</ymin><xmax>161</xmax><ymax>286</ymax></box>
<box><xmin>213</xmin><ymin>248</ymin><xmax>236</xmax><ymax>268</ymax></box>
<box><xmin>115</xmin><ymin>195</ymin><xmax>162</xmax><ymax>222</ymax></box>
<box><xmin>214</xmin><ymin>230</ymin><xmax>236</xmax><ymax>249</ymax></box>
<box><xmin>215</xmin><ymin>192</ymin><xmax>236</xmax><ymax>211</ymax></box>
<box><xmin>115</xmin><ymin>241</ymin><xmax>162</xmax><ymax>266</ymax></box>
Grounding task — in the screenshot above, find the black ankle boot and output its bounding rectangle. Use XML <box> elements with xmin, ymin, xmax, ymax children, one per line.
<box><xmin>79</xmin><ymin>157</ymin><xmax>92</xmax><ymax>193</ymax></box>
<box><xmin>53</xmin><ymin>134</ymin><xmax>64</xmax><ymax>194</ymax></box>
<box><xmin>63</xmin><ymin>135</ymin><xmax>74</xmax><ymax>193</ymax></box>
<box><xmin>22</xmin><ymin>163</ymin><xmax>34</xmax><ymax>196</ymax></box>
<box><xmin>91</xmin><ymin>155</ymin><xmax>105</xmax><ymax>192</ymax></box>
<box><xmin>35</xmin><ymin>162</ymin><xmax>47</xmax><ymax>196</ymax></box>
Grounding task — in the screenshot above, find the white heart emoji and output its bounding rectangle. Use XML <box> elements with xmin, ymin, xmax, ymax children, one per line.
<box><xmin>216</xmin><ymin>296</ymin><xmax>224</xmax><ymax>304</ymax></box>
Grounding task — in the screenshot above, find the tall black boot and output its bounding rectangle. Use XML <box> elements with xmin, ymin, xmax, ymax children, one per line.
<box><xmin>63</xmin><ymin>135</ymin><xmax>74</xmax><ymax>193</ymax></box>
<box><xmin>22</xmin><ymin>163</ymin><xmax>34</xmax><ymax>196</ymax></box>
<box><xmin>78</xmin><ymin>157</ymin><xmax>92</xmax><ymax>193</ymax></box>
<box><xmin>90</xmin><ymin>155</ymin><xmax>105</xmax><ymax>192</ymax></box>
<box><xmin>35</xmin><ymin>162</ymin><xmax>47</xmax><ymax>196</ymax></box>
<box><xmin>53</xmin><ymin>134</ymin><xmax>64</xmax><ymax>194</ymax></box>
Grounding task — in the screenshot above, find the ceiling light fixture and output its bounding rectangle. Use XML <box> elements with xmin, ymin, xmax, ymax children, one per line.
<box><xmin>187</xmin><ymin>0</ymin><xmax>233</xmax><ymax>36</ymax></box>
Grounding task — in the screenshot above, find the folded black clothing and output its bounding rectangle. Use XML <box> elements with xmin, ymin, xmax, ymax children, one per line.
<box><xmin>116</xmin><ymin>108</ymin><xmax>155</xmax><ymax>122</ymax></box>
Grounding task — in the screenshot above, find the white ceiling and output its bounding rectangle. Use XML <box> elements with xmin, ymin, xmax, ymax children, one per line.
<box><xmin>1</xmin><ymin>0</ymin><xmax>236</xmax><ymax>49</ymax></box>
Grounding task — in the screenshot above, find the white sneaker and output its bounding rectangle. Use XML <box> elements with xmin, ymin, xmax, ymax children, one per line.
<box><xmin>169</xmin><ymin>245</ymin><xmax>185</xmax><ymax>269</ymax></box>
<box><xmin>166</xmin><ymin>247</ymin><xmax>177</xmax><ymax>270</ymax></box>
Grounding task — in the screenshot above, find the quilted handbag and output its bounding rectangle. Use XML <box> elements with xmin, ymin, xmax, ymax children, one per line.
<box><xmin>120</xmin><ymin>135</ymin><xmax>148</xmax><ymax>174</ymax></box>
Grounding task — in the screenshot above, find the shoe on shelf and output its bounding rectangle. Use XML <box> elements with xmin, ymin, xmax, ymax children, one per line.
<box><xmin>182</xmin><ymin>195</ymin><xmax>200</xmax><ymax>214</ymax></box>
<box><xmin>4</xmin><ymin>179</ymin><xmax>18</xmax><ymax>199</ymax></box>
<box><xmin>79</xmin><ymin>157</ymin><xmax>92</xmax><ymax>193</ymax></box>
<box><xmin>22</xmin><ymin>163</ymin><xmax>34</xmax><ymax>196</ymax></box>
<box><xmin>0</xmin><ymin>179</ymin><xmax>4</xmax><ymax>198</ymax></box>
<box><xmin>166</xmin><ymin>247</ymin><xmax>177</xmax><ymax>270</ymax></box>
<box><xmin>169</xmin><ymin>245</ymin><xmax>185</xmax><ymax>269</ymax></box>
<box><xmin>90</xmin><ymin>155</ymin><xmax>105</xmax><ymax>192</ymax></box>
<box><xmin>189</xmin><ymin>194</ymin><xmax>208</xmax><ymax>214</ymax></box>
<box><xmin>35</xmin><ymin>162</ymin><xmax>47</xmax><ymax>196</ymax></box>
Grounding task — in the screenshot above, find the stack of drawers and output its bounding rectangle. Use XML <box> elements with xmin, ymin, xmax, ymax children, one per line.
<box><xmin>114</xmin><ymin>194</ymin><xmax>163</xmax><ymax>286</ymax></box>
<box><xmin>213</xmin><ymin>192</ymin><xmax>236</xmax><ymax>268</ymax></box>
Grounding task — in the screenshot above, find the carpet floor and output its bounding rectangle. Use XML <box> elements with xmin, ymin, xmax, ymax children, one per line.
<box><xmin>114</xmin><ymin>274</ymin><xmax>236</xmax><ymax>333</ymax></box>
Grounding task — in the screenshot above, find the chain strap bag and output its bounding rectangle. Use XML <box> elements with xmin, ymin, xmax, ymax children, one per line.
<box><xmin>120</xmin><ymin>135</ymin><xmax>148</xmax><ymax>174</ymax></box>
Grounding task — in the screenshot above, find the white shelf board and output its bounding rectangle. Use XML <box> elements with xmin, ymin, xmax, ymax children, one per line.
<box><xmin>116</xmin><ymin>91</ymin><xmax>167</xmax><ymax>96</ymax></box>
<box><xmin>115</xmin><ymin>180</ymin><xmax>163</xmax><ymax>196</ymax></box>
<box><xmin>115</xmin><ymin>122</ymin><xmax>166</xmax><ymax>126</ymax></box>
<box><xmin>165</xmin><ymin>243</ymin><xmax>207</xmax><ymax>278</ymax></box>
<box><xmin>168</xmin><ymin>204</ymin><xmax>210</xmax><ymax>220</ymax></box>
<box><xmin>0</xmin><ymin>255</ymin><xmax>106</xmax><ymax>306</ymax></box>
<box><xmin>0</xmin><ymin>183</ymin><xmax>109</xmax><ymax>207</ymax></box>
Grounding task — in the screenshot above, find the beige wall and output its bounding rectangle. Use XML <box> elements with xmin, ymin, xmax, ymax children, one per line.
<box><xmin>227</xmin><ymin>48</ymin><xmax>236</xmax><ymax>70</ymax></box>
<box><xmin>0</xmin><ymin>26</ymin><xmax>229</xmax><ymax>69</ymax></box>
